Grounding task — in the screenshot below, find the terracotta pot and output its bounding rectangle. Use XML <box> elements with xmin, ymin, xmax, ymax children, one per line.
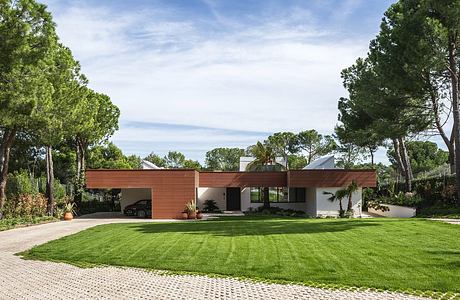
<box><xmin>188</xmin><ymin>211</ymin><xmax>197</xmax><ymax>219</ymax></box>
<box><xmin>181</xmin><ymin>212</ymin><xmax>188</xmax><ymax>219</ymax></box>
<box><xmin>196</xmin><ymin>211</ymin><xmax>203</xmax><ymax>219</ymax></box>
<box><xmin>64</xmin><ymin>212</ymin><xmax>73</xmax><ymax>221</ymax></box>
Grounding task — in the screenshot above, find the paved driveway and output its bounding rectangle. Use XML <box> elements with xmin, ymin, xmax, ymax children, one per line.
<box><xmin>0</xmin><ymin>213</ymin><xmax>432</xmax><ymax>300</ymax></box>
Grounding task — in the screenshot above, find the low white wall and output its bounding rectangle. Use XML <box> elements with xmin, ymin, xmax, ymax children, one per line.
<box><xmin>315</xmin><ymin>187</ymin><xmax>362</xmax><ymax>217</ymax></box>
<box><xmin>197</xmin><ymin>188</ymin><xmax>227</xmax><ymax>211</ymax></box>
<box><xmin>368</xmin><ymin>204</ymin><xmax>416</xmax><ymax>218</ymax></box>
<box><xmin>120</xmin><ymin>188</ymin><xmax>151</xmax><ymax>211</ymax></box>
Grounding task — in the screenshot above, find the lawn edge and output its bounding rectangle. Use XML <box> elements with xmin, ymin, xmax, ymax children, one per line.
<box><xmin>0</xmin><ymin>217</ymin><xmax>60</xmax><ymax>232</ymax></box>
<box><xmin>17</xmin><ymin>252</ymin><xmax>459</xmax><ymax>300</ymax></box>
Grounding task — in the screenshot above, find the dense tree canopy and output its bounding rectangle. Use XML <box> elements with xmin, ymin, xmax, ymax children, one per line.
<box><xmin>387</xmin><ymin>141</ymin><xmax>448</xmax><ymax>177</ymax></box>
<box><xmin>88</xmin><ymin>142</ymin><xmax>141</xmax><ymax>170</ymax></box>
<box><xmin>0</xmin><ymin>0</ymin><xmax>58</xmax><ymax>209</ymax></box>
<box><xmin>0</xmin><ymin>0</ymin><xmax>120</xmax><ymax>211</ymax></box>
<box><xmin>205</xmin><ymin>148</ymin><xmax>245</xmax><ymax>171</ymax></box>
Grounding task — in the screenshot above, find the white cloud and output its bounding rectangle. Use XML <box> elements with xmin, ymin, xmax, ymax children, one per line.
<box><xmin>42</xmin><ymin>1</ymin><xmax>382</xmax><ymax>162</ymax></box>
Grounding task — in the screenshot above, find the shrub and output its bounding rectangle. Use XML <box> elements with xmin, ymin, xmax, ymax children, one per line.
<box><xmin>6</xmin><ymin>171</ymin><xmax>67</xmax><ymax>200</ymax></box>
<box><xmin>76</xmin><ymin>200</ymin><xmax>120</xmax><ymax>215</ymax></box>
<box><xmin>0</xmin><ymin>216</ymin><xmax>56</xmax><ymax>231</ymax></box>
<box><xmin>6</xmin><ymin>171</ymin><xmax>39</xmax><ymax>198</ymax></box>
<box><xmin>184</xmin><ymin>201</ymin><xmax>196</xmax><ymax>213</ymax></box>
<box><xmin>2</xmin><ymin>193</ymin><xmax>48</xmax><ymax>218</ymax></box>
<box><xmin>379</xmin><ymin>175</ymin><xmax>457</xmax><ymax>208</ymax></box>
<box><xmin>417</xmin><ymin>207</ymin><xmax>460</xmax><ymax>218</ymax></box>
<box><xmin>244</xmin><ymin>206</ymin><xmax>307</xmax><ymax>217</ymax></box>
<box><xmin>202</xmin><ymin>200</ymin><xmax>220</xmax><ymax>212</ymax></box>
<box><xmin>373</xmin><ymin>191</ymin><xmax>423</xmax><ymax>208</ymax></box>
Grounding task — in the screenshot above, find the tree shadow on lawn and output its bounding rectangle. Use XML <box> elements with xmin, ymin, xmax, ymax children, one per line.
<box><xmin>129</xmin><ymin>217</ymin><xmax>381</xmax><ymax>237</ymax></box>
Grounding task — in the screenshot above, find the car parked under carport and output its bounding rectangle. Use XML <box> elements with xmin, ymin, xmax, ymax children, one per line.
<box><xmin>123</xmin><ymin>199</ymin><xmax>152</xmax><ymax>218</ymax></box>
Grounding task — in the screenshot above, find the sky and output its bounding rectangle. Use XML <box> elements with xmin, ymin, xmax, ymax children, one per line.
<box><xmin>41</xmin><ymin>0</ymin><xmax>398</xmax><ymax>164</ymax></box>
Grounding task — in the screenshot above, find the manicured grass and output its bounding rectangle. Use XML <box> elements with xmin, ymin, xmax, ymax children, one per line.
<box><xmin>0</xmin><ymin>216</ymin><xmax>57</xmax><ymax>231</ymax></box>
<box><xmin>22</xmin><ymin>217</ymin><xmax>460</xmax><ymax>293</ymax></box>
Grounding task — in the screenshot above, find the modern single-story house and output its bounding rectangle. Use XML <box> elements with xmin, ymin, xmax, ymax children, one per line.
<box><xmin>86</xmin><ymin>157</ymin><xmax>376</xmax><ymax>219</ymax></box>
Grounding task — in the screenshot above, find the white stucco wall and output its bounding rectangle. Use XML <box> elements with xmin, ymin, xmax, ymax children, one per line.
<box><xmin>305</xmin><ymin>187</ymin><xmax>317</xmax><ymax>217</ymax></box>
<box><xmin>315</xmin><ymin>187</ymin><xmax>362</xmax><ymax>217</ymax></box>
<box><xmin>241</xmin><ymin>187</ymin><xmax>255</xmax><ymax>211</ymax></box>
<box><xmin>197</xmin><ymin>188</ymin><xmax>227</xmax><ymax>211</ymax></box>
<box><xmin>198</xmin><ymin>186</ymin><xmax>363</xmax><ymax>217</ymax></box>
<box><xmin>120</xmin><ymin>188</ymin><xmax>151</xmax><ymax>211</ymax></box>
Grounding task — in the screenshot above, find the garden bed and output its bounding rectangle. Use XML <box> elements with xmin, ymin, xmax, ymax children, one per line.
<box><xmin>0</xmin><ymin>216</ymin><xmax>58</xmax><ymax>232</ymax></box>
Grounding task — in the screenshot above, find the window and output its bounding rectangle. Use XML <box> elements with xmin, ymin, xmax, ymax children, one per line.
<box><xmin>250</xmin><ymin>187</ymin><xmax>306</xmax><ymax>203</ymax></box>
<box><xmin>250</xmin><ymin>187</ymin><xmax>262</xmax><ymax>202</ymax></box>
<box><xmin>250</xmin><ymin>187</ymin><xmax>288</xmax><ymax>203</ymax></box>
<box><xmin>288</xmin><ymin>188</ymin><xmax>306</xmax><ymax>203</ymax></box>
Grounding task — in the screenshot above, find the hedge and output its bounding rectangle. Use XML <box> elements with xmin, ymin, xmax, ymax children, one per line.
<box><xmin>378</xmin><ymin>175</ymin><xmax>457</xmax><ymax>208</ymax></box>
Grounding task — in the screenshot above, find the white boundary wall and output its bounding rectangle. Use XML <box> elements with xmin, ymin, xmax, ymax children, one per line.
<box><xmin>368</xmin><ymin>204</ymin><xmax>416</xmax><ymax>218</ymax></box>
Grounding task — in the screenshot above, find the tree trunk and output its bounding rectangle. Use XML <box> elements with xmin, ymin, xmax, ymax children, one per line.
<box><xmin>347</xmin><ymin>193</ymin><xmax>353</xmax><ymax>212</ymax></box>
<box><xmin>0</xmin><ymin>129</ymin><xmax>16</xmax><ymax>210</ymax></box>
<box><xmin>398</xmin><ymin>137</ymin><xmax>413</xmax><ymax>192</ymax></box>
<box><xmin>369</xmin><ymin>148</ymin><xmax>375</xmax><ymax>167</ymax></box>
<box><xmin>448</xmin><ymin>33</ymin><xmax>460</xmax><ymax>206</ymax></box>
<box><xmin>392</xmin><ymin>138</ymin><xmax>405</xmax><ymax>176</ymax></box>
<box><xmin>263</xmin><ymin>187</ymin><xmax>270</xmax><ymax>209</ymax></box>
<box><xmin>449</xmin><ymin>145</ymin><xmax>456</xmax><ymax>174</ymax></box>
<box><xmin>430</xmin><ymin>91</ymin><xmax>455</xmax><ymax>173</ymax></box>
<box><xmin>75</xmin><ymin>138</ymin><xmax>86</xmax><ymax>204</ymax></box>
<box><xmin>45</xmin><ymin>145</ymin><xmax>55</xmax><ymax>216</ymax></box>
<box><xmin>338</xmin><ymin>198</ymin><xmax>344</xmax><ymax>217</ymax></box>
<box><xmin>76</xmin><ymin>141</ymin><xmax>81</xmax><ymax>182</ymax></box>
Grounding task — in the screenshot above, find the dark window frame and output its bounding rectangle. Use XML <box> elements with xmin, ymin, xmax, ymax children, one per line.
<box><xmin>250</xmin><ymin>187</ymin><xmax>305</xmax><ymax>203</ymax></box>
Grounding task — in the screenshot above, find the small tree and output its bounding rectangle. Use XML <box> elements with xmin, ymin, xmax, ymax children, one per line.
<box><xmin>323</xmin><ymin>180</ymin><xmax>358</xmax><ymax>218</ymax></box>
<box><xmin>323</xmin><ymin>189</ymin><xmax>348</xmax><ymax>218</ymax></box>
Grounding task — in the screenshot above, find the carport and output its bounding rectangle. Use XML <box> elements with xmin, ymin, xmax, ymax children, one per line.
<box><xmin>86</xmin><ymin>169</ymin><xmax>198</xmax><ymax>219</ymax></box>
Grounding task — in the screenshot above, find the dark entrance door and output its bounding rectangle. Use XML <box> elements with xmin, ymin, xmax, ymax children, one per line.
<box><xmin>226</xmin><ymin>187</ymin><xmax>241</xmax><ymax>211</ymax></box>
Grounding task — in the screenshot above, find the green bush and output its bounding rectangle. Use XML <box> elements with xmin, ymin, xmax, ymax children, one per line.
<box><xmin>6</xmin><ymin>171</ymin><xmax>39</xmax><ymax>198</ymax></box>
<box><xmin>0</xmin><ymin>216</ymin><xmax>56</xmax><ymax>232</ymax></box>
<box><xmin>416</xmin><ymin>207</ymin><xmax>460</xmax><ymax>219</ymax></box>
<box><xmin>202</xmin><ymin>200</ymin><xmax>221</xmax><ymax>212</ymax></box>
<box><xmin>77</xmin><ymin>200</ymin><xmax>120</xmax><ymax>215</ymax></box>
<box><xmin>6</xmin><ymin>171</ymin><xmax>68</xmax><ymax>201</ymax></box>
<box><xmin>2</xmin><ymin>193</ymin><xmax>48</xmax><ymax>219</ymax></box>
<box><xmin>245</xmin><ymin>206</ymin><xmax>307</xmax><ymax>217</ymax></box>
<box><xmin>378</xmin><ymin>175</ymin><xmax>457</xmax><ymax>208</ymax></box>
<box><xmin>377</xmin><ymin>192</ymin><xmax>423</xmax><ymax>208</ymax></box>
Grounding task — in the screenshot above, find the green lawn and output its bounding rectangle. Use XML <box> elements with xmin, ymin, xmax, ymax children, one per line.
<box><xmin>22</xmin><ymin>217</ymin><xmax>460</xmax><ymax>293</ymax></box>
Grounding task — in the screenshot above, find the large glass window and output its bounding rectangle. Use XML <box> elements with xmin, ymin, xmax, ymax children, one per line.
<box><xmin>288</xmin><ymin>188</ymin><xmax>306</xmax><ymax>203</ymax></box>
<box><xmin>250</xmin><ymin>187</ymin><xmax>289</xmax><ymax>203</ymax></box>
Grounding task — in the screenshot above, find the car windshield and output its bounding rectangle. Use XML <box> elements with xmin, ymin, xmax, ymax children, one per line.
<box><xmin>137</xmin><ymin>200</ymin><xmax>148</xmax><ymax>205</ymax></box>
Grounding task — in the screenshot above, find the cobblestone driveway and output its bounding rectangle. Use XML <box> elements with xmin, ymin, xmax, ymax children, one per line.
<box><xmin>0</xmin><ymin>214</ymin><xmax>434</xmax><ymax>300</ymax></box>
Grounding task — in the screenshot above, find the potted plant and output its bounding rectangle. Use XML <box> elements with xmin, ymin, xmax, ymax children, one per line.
<box><xmin>185</xmin><ymin>201</ymin><xmax>197</xmax><ymax>219</ymax></box>
<box><xmin>181</xmin><ymin>211</ymin><xmax>188</xmax><ymax>219</ymax></box>
<box><xmin>64</xmin><ymin>202</ymin><xmax>76</xmax><ymax>221</ymax></box>
<box><xmin>196</xmin><ymin>209</ymin><xmax>203</xmax><ymax>219</ymax></box>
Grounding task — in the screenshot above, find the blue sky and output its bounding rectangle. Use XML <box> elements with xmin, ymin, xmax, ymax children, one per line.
<box><xmin>42</xmin><ymin>0</ymin><xmax>398</xmax><ymax>164</ymax></box>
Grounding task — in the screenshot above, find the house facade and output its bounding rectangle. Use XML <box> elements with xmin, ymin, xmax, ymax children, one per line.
<box><xmin>85</xmin><ymin>167</ymin><xmax>376</xmax><ymax>219</ymax></box>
